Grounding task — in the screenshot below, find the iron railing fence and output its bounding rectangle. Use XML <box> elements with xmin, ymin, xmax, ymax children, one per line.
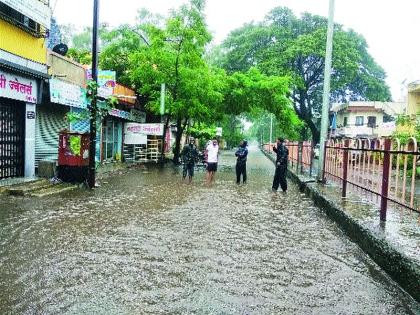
<box><xmin>263</xmin><ymin>141</ymin><xmax>315</xmax><ymax>177</ymax></box>
<box><xmin>324</xmin><ymin>138</ymin><xmax>420</xmax><ymax>220</ymax></box>
<box><xmin>263</xmin><ymin>138</ymin><xmax>420</xmax><ymax>221</ymax></box>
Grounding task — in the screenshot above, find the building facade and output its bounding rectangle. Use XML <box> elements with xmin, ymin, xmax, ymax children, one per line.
<box><xmin>331</xmin><ymin>101</ymin><xmax>407</xmax><ymax>138</ymax></box>
<box><xmin>35</xmin><ymin>50</ymin><xmax>88</xmax><ymax>169</ymax></box>
<box><xmin>407</xmin><ymin>81</ymin><xmax>420</xmax><ymax>116</ymax></box>
<box><xmin>0</xmin><ymin>0</ymin><xmax>51</xmax><ymax>179</ymax></box>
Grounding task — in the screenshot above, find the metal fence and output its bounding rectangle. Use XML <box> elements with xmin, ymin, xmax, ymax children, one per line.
<box><xmin>324</xmin><ymin>138</ymin><xmax>420</xmax><ymax>220</ymax></box>
<box><xmin>264</xmin><ymin>141</ymin><xmax>315</xmax><ymax>177</ymax></box>
<box><xmin>264</xmin><ymin>138</ymin><xmax>420</xmax><ymax>221</ymax></box>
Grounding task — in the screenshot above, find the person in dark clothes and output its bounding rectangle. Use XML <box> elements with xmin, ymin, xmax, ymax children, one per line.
<box><xmin>272</xmin><ymin>137</ymin><xmax>289</xmax><ymax>192</ymax></box>
<box><xmin>181</xmin><ymin>137</ymin><xmax>198</xmax><ymax>184</ymax></box>
<box><xmin>235</xmin><ymin>140</ymin><xmax>248</xmax><ymax>184</ymax></box>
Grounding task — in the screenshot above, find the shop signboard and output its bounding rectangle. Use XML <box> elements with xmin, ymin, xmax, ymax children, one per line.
<box><xmin>137</xmin><ymin>123</ymin><xmax>164</xmax><ymax>136</ymax></box>
<box><xmin>0</xmin><ymin>0</ymin><xmax>51</xmax><ymax>29</ymax></box>
<box><xmin>109</xmin><ymin>108</ymin><xmax>130</xmax><ymax>120</ymax></box>
<box><xmin>86</xmin><ymin>70</ymin><xmax>116</xmax><ymax>98</ymax></box>
<box><xmin>0</xmin><ymin>70</ymin><xmax>38</xmax><ymax>103</ymax></box>
<box><xmin>124</xmin><ymin>123</ymin><xmax>163</xmax><ymax>144</ymax></box>
<box><xmin>50</xmin><ymin>78</ymin><xmax>88</xmax><ymax>109</ymax></box>
<box><xmin>124</xmin><ymin>123</ymin><xmax>147</xmax><ymax>145</ymax></box>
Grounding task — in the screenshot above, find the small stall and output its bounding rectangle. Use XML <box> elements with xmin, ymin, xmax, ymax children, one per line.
<box><xmin>123</xmin><ymin>123</ymin><xmax>164</xmax><ymax>163</ymax></box>
<box><xmin>57</xmin><ymin>131</ymin><xmax>90</xmax><ymax>182</ymax></box>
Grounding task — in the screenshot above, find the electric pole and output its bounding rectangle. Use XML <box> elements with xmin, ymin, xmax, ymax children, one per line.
<box><xmin>269</xmin><ymin>113</ymin><xmax>273</xmax><ymax>152</ymax></box>
<box><xmin>317</xmin><ymin>0</ymin><xmax>335</xmax><ymax>182</ymax></box>
<box><xmin>88</xmin><ymin>0</ymin><xmax>99</xmax><ymax>188</ymax></box>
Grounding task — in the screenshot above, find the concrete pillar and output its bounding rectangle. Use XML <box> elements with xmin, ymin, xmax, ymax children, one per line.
<box><xmin>25</xmin><ymin>103</ymin><xmax>36</xmax><ymax>177</ymax></box>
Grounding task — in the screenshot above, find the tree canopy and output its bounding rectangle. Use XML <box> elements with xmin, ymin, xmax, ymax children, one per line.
<box><xmin>219</xmin><ymin>7</ymin><xmax>392</xmax><ymax>142</ymax></box>
<box><xmin>62</xmin><ymin>2</ymin><xmax>392</xmax><ymax>155</ymax></box>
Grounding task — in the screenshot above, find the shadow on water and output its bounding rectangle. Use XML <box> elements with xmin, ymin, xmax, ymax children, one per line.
<box><xmin>0</xmin><ymin>147</ymin><xmax>419</xmax><ymax>314</ymax></box>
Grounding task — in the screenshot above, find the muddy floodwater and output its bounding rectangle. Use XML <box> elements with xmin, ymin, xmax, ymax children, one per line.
<box><xmin>0</xmin><ymin>148</ymin><xmax>419</xmax><ymax>314</ymax></box>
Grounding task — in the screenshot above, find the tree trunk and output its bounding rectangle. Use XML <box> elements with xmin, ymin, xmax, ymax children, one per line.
<box><xmin>307</xmin><ymin>119</ymin><xmax>320</xmax><ymax>144</ymax></box>
<box><xmin>173</xmin><ymin>117</ymin><xmax>184</xmax><ymax>164</ymax></box>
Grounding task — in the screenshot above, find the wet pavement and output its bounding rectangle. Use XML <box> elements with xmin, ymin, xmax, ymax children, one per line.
<box><xmin>0</xmin><ymin>148</ymin><xmax>419</xmax><ymax>314</ymax></box>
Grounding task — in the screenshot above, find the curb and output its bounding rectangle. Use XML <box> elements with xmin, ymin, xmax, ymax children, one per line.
<box><xmin>29</xmin><ymin>185</ymin><xmax>80</xmax><ymax>198</ymax></box>
<box><xmin>262</xmin><ymin>149</ymin><xmax>420</xmax><ymax>303</ymax></box>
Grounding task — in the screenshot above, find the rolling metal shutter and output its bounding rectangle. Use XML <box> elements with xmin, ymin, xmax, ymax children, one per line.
<box><xmin>0</xmin><ymin>98</ymin><xmax>25</xmax><ymax>179</ymax></box>
<box><xmin>35</xmin><ymin>103</ymin><xmax>69</xmax><ymax>167</ymax></box>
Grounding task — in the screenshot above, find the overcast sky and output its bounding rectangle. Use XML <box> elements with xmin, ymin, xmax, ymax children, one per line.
<box><xmin>53</xmin><ymin>0</ymin><xmax>420</xmax><ymax>101</ymax></box>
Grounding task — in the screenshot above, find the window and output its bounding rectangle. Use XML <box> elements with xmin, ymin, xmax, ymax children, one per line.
<box><xmin>343</xmin><ymin>117</ymin><xmax>348</xmax><ymax>127</ymax></box>
<box><xmin>0</xmin><ymin>3</ymin><xmax>44</xmax><ymax>37</ymax></box>
<box><xmin>355</xmin><ymin>116</ymin><xmax>364</xmax><ymax>126</ymax></box>
<box><xmin>367</xmin><ymin>116</ymin><xmax>377</xmax><ymax>127</ymax></box>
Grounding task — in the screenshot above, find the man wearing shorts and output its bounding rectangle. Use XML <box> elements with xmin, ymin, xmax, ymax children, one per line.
<box><xmin>205</xmin><ymin>138</ymin><xmax>219</xmax><ymax>185</ymax></box>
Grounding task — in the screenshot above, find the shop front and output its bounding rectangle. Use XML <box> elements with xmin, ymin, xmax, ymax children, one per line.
<box><xmin>123</xmin><ymin>123</ymin><xmax>164</xmax><ymax>163</ymax></box>
<box><xmin>101</xmin><ymin>117</ymin><xmax>123</xmax><ymax>162</ymax></box>
<box><xmin>35</xmin><ymin>77</ymin><xmax>87</xmax><ymax>169</ymax></box>
<box><xmin>0</xmin><ymin>69</ymin><xmax>40</xmax><ymax>179</ymax></box>
<box><xmin>101</xmin><ymin>108</ymin><xmax>130</xmax><ymax>162</ymax></box>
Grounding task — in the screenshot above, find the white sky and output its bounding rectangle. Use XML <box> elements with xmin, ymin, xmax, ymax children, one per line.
<box><xmin>53</xmin><ymin>0</ymin><xmax>420</xmax><ymax>101</ymax></box>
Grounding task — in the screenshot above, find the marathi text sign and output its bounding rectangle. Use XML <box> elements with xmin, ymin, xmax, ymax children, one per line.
<box><xmin>109</xmin><ymin>108</ymin><xmax>130</xmax><ymax>120</ymax></box>
<box><xmin>50</xmin><ymin>78</ymin><xmax>88</xmax><ymax>109</ymax></box>
<box><xmin>125</xmin><ymin>123</ymin><xmax>164</xmax><ymax>137</ymax></box>
<box><xmin>124</xmin><ymin>123</ymin><xmax>148</xmax><ymax>144</ymax></box>
<box><xmin>0</xmin><ymin>70</ymin><xmax>38</xmax><ymax>103</ymax></box>
<box><xmin>0</xmin><ymin>0</ymin><xmax>51</xmax><ymax>29</ymax></box>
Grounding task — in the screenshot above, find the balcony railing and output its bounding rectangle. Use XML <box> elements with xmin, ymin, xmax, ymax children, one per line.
<box><xmin>335</xmin><ymin>124</ymin><xmax>377</xmax><ymax>137</ymax></box>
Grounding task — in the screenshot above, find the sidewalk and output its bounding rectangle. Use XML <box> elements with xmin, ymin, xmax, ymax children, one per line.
<box><xmin>263</xmin><ymin>149</ymin><xmax>420</xmax><ymax>303</ymax></box>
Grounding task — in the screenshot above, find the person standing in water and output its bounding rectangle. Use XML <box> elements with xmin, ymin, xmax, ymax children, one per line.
<box><xmin>235</xmin><ymin>140</ymin><xmax>248</xmax><ymax>184</ymax></box>
<box><xmin>181</xmin><ymin>137</ymin><xmax>198</xmax><ymax>184</ymax></box>
<box><xmin>272</xmin><ymin>137</ymin><xmax>288</xmax><ymax>192</ymax></box>
<box><xmin>205</xmin><ymin>138</ymin><xmax>219</xmax><ymax>185</ymax></box>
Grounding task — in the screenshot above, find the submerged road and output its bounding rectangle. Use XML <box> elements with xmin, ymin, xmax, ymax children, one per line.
<box><xmin>0</xmin><ymin>148</ymin><xmax>418</xmax><ymax>314</ymax></box>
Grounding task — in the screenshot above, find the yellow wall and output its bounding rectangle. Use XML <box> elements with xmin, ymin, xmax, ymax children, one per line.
<box><xmin>0</xmin><ymin>19</ymin><xmax>46</xmax><ymax>64</ymax></box>
<box><xmin>407</xmin><ymin>91</ymin><xmax>420</xmax><ymax>116</ymax></box>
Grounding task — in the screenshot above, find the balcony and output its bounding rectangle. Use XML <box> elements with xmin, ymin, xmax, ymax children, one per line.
<box><xmin>334</xmin><ymin>124</ymin><xmax>377</xmax><ymax>138</ymax></box>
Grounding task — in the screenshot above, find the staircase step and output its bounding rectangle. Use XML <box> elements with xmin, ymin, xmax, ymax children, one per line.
<box><xmin>6</xmin><ymin>179</ymin><xmax>52</xmax><ymax>196</ymax></box>
<box><xmin>29</xmin><ymin>183</ymin><xmax>79</xmax><ymax>198</ymax></box>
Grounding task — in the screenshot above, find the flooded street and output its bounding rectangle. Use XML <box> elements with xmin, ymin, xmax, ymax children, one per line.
<box><xmin>0</xmin><ymin>148</ymin><xmax>418</xmax><ymax>314</ymax></box>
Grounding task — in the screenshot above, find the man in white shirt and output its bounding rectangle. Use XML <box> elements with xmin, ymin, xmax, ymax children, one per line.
<box><xmin>205</xmin><ymin>138</ymin><xmax>219</xmax><ymax>185</ymax></box>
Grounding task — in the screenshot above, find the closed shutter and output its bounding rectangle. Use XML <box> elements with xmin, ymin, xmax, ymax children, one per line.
<box><xmin>35</xmin><ymin>104</ymin><xmax>69</xmax><ymax>167</ymax></box>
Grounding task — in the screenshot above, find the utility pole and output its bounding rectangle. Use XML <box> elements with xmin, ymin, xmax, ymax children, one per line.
<box><xmin>88</xmin><ymin>0</ymin><xmax>99</xmax><ymax>188</ymax></box>
<box><xmin>269</xmin><ymin>113</ymin><xmax>273</xmax><ymax>152</ymax></box>
<box><xmin>317</xmin><ymin>0</ymin><xmax>335</xmax><ymax>182</ymax></box>
<box><xmin>160</xmin><ymin>83</ymin><xmax>165</xmax><ymax>115</ymax></box>
<box><xmin>159</xmin><ymin>83</ymin><xmax>166</xmax><ymax>164</ymax></box>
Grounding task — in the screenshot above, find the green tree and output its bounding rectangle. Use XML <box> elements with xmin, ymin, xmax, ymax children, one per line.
<box><xmin>99</xmin><ymin>9</ymin><xmax>164</xmax><ymax>86</ymax></box>
<box><xmin>222</xmin><ymin>67</ymin><xmax>298</xmax><ymax>133</ymax></box>
<box><xmin>220</xmin><ymin>7</ymin><xmax>391</xmax><ymax>143</ymax></box>
<box><xmin>130</xmin><ymin>0</ymin><xmax>225</xmax><ymax>162</ymax></box>
<box><xmin>245</xmin><ymin>107</ymin><xmax>302</xmax><ymax>143</ymax></box>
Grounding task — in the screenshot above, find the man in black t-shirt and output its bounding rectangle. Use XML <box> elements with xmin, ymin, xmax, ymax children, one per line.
<box><xmin>272</xmin><ymin>137</ymin><xmax>289</xmax><ymax>192</ymax></box>
<box><xmin>181</xmin><ymin>138</ymin><xmax>198</xmax><ymax>184</ymax></box>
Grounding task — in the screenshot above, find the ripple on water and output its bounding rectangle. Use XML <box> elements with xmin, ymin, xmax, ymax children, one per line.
<box><xmin>0</xmin><ymin>149</ymin><xmax>418</xmax><ymax>314</ymax></box>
